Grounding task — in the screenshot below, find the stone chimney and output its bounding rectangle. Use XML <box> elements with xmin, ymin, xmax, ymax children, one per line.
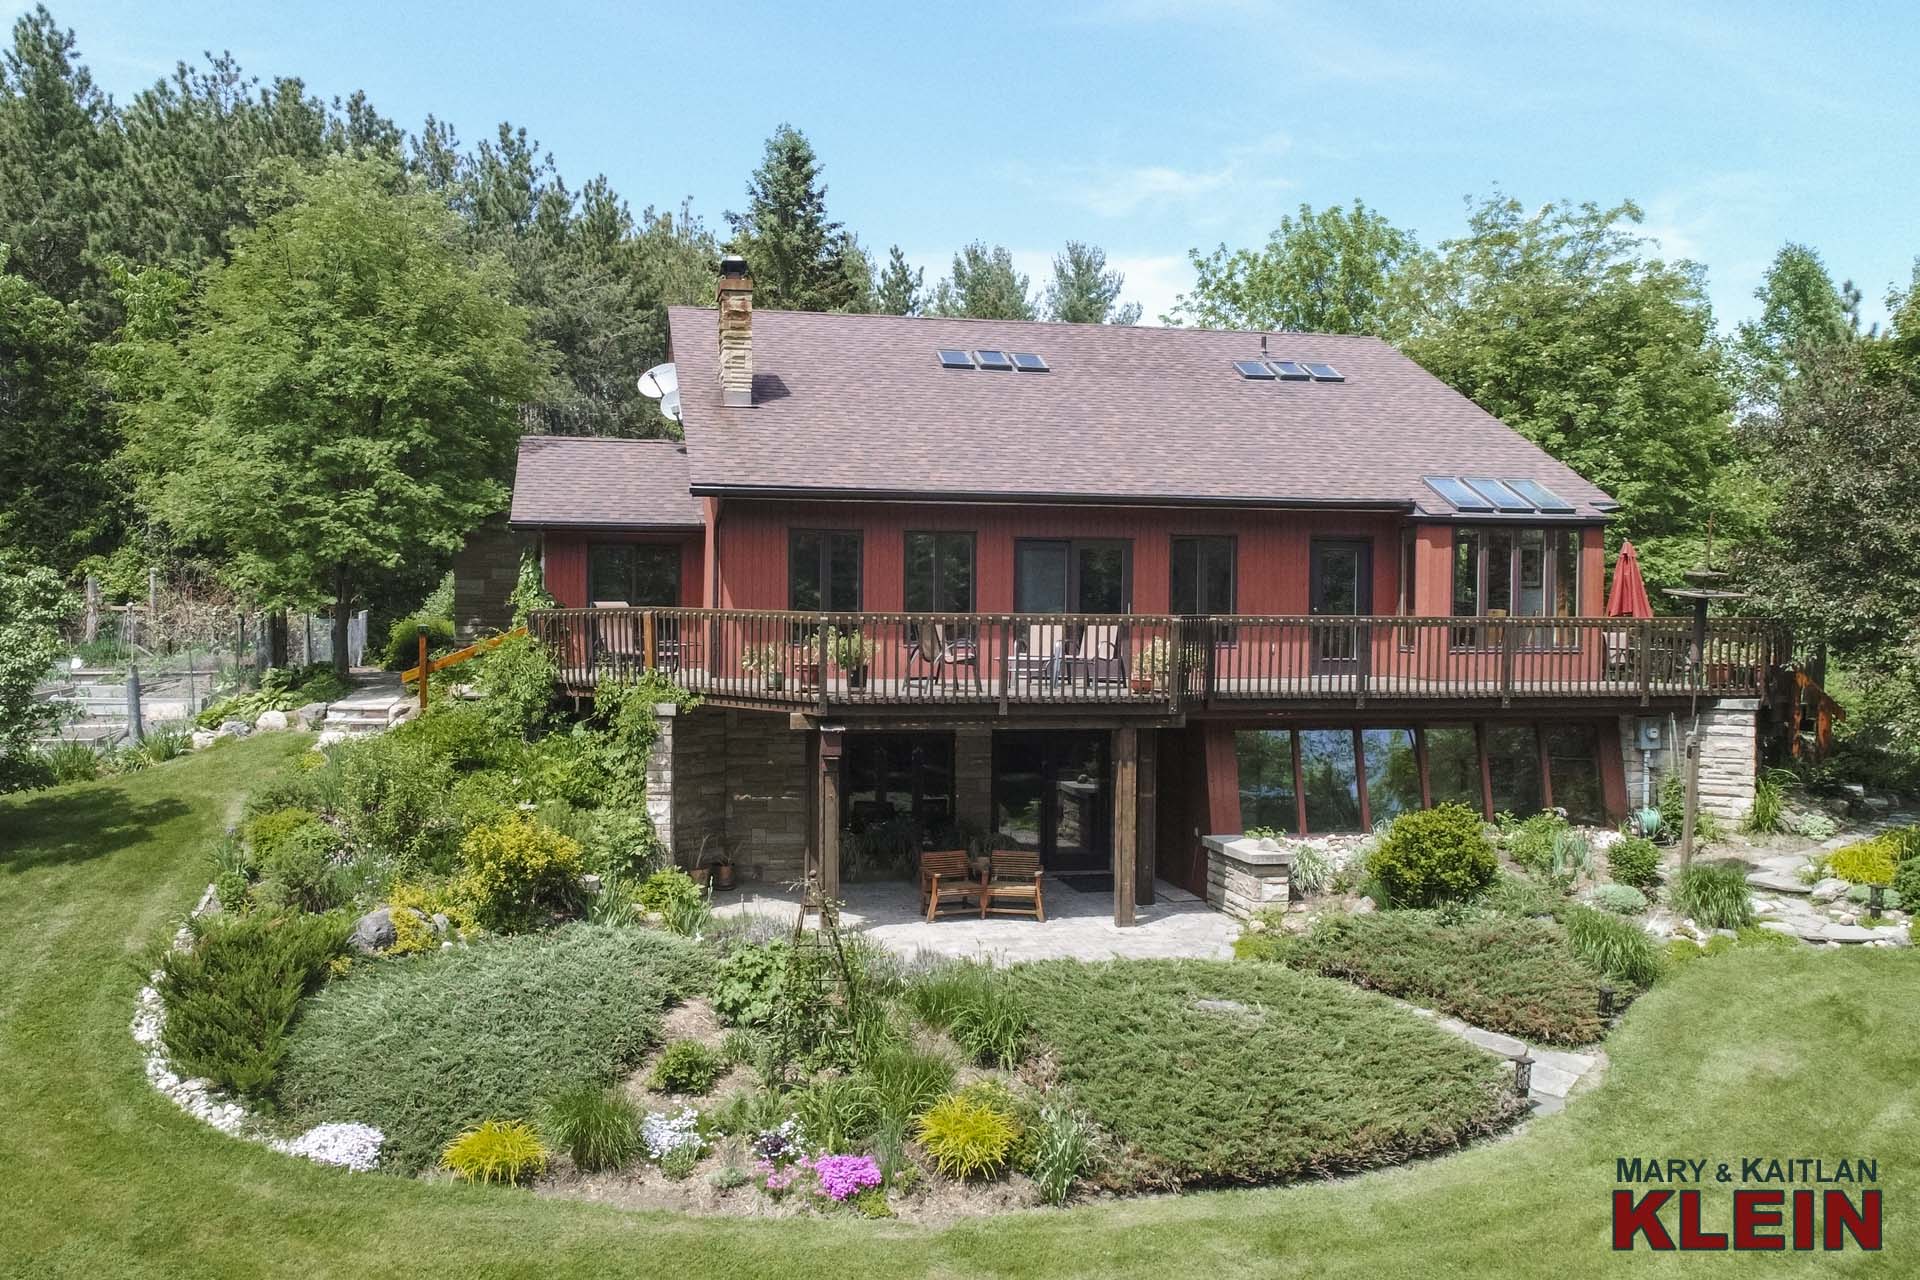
<box><xmin>717</xmin><ymin>255</ymin><xmax>753</xmax><ymax>407</ymax></box>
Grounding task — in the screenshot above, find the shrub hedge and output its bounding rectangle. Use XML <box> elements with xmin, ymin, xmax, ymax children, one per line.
<box><xmin>1261</xmin><ymin>910</ymin><xmax>1607</xmax><ymax>1044</ymax></box>
<box><xmin>279</xmin><ymin>925</ymin><xmax>706</xmax><ymax>1170</ymax></box>
<box><xmin>1367</xmin><ymin>804</ymin><xmax>1497</xmax><ymax>907</ymax></box>
<box><xmin>1007</xmin><ymin>959</ymin><xmax>1519</xmax><ymax>1189</ymax></box>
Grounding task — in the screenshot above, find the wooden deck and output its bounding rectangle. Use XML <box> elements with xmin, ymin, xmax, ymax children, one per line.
<box><xmin>529</xmin><ymin>608</ymin><xmax>1787</xmax><ymax>716</ymax></box>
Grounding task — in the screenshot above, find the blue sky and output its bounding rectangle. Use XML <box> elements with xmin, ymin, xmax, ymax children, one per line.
<box><xmin>35</xmin><ymin>0</ymin><xmax>1920</xmax><ymax>331</ymax></box>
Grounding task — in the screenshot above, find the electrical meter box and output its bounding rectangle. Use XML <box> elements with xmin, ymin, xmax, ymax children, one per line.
<box><xmin>1634</xmin><ymin>718</ymin><xmax>1664</xmax><ymax>751</ymax></box>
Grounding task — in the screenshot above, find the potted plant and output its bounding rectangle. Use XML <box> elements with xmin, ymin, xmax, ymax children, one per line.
<box><xmin>741</xmin><ymin>642</ymin><xmax>786</xmax><ymax>691</ymax></box>
<box><xmin>829</xmin><ymin>627</ymin><xmax>876</xmax><ymax>691</ymax></box>
<box><xmin>708</xmin><ymin>846</ymin><xmax>737</xmax><ymax>891</ymax></box>
<box><xmin>1132</xmin><ymin>636</ymin><xmax>1171</xmax><ymax>695</ymax></box>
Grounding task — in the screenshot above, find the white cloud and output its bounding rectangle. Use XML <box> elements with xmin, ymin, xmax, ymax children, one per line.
<box><xmin>1010</xmin><ymin>135</ymin><xmax>1292</xmax><ymax>222</ymax></box>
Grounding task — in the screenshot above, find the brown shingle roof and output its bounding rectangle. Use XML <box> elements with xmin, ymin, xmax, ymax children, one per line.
<box><xmin>508</xmin><ymin>436</ymin><xmax>702</xmax><ymax>529</ymax></box>
<box><xmin>666</xmin><ymin>307</ymin><xmax>1616</xmax><ymax>518</ymax></box>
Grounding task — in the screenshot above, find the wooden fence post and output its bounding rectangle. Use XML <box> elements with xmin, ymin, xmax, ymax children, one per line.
<box><xmin>417</xmin><ymin>625</ymin><xmax>429</xmax><ymax>715</ymax></box>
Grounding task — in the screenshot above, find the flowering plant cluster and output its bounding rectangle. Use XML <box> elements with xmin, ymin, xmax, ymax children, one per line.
<box><xmin>641</xmin><ymin>1107</ymin><xmax>703</xmax><ymax>1161</ymax></box>
<box><xmin>752</xmin><ymin>1119</ymin><xmax>804</xmax><ymax>1165</ymax></box>
<box><xmin>757</xmin><ymin>1155</ymin><xmax>811</xmax><ymax>1195</ymax></box>
<box><xmin>810</xmin><ymin>1154</ymin><xmax>883</xmax><ymax>1203</ymax></box>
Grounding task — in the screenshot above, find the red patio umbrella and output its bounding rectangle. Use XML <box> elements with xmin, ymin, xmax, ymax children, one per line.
<box><xmin>1606</xmin><ymin>540</ymin><xmax>1653</xmax><ymax>619</ymax></box>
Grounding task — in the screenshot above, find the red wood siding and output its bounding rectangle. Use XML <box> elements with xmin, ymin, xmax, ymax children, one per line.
<box><xmin>712</xmin><ymin>500</ymin><xmax>1408</xmax><ymax>615</ymax></box>
<box><xmin>540</xmin><ymin>532</ymin><xmax>704</xmax><ymax>610</ymax></box>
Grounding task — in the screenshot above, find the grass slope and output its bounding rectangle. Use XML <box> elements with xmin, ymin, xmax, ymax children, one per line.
<box><xmin>2</xmin><ymin>736</ymin><xmax>1915</xmax><ymax>1278</ymax></box>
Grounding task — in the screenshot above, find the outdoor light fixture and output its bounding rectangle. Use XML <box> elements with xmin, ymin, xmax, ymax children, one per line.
<box><xmin>1510</xmin><ymin>1050</ymin><xmax>1535</xmax><ymax>1099</ymax></box>
<box><xmin>1868</xmin><ymin>884</ymin><xmax>1887</xmax><ymax>920</ymax></box>
<box><xmin>1598</xmin><ymin>985</ymin><xmax>1616</xmax><ymax>1018</ymax></box>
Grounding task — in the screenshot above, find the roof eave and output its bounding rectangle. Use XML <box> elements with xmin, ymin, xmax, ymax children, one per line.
<box><xmin>686</xmin><ymin>482</ymin><xmax>1416</xmax><ymax>513</ymax></box>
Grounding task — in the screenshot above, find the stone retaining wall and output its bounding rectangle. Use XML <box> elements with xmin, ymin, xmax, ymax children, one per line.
<box><xmin>648</xmin><ymin>705</ymin><xmax>808</xmax><ymax>884</ymax></box>
<box><xmin>1200</xmin><ymin>834</ymin><xmax>1293</xmax><ymax>919</ymax></box>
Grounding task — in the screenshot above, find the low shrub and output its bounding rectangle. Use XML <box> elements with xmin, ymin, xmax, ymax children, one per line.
<box><xmin>1589</xmin><ymin>883</ymin><xmax>1648</xmax><ymax>915</ymax></box>
<box><xmin>140</xmin><ymin>721</ymin><xmax>192</xmax><ymax>763</ymax></box>
<box><xmin>329</xmin><ymin>732</ymin><xmax>463</xmax><ymax>875</ymax></box>
<box><xmin>1794</xmin><ymin>811</ymin><xmax>1839</xmax><ymax>841</ymax></box>
<box><xmin>1231</xmin><ymin>929</ymin><xmax>1289</xmax><ymax>961</ymax></box>
<box><xmin>578</xmin><ymin>807</ymin><xmax>664</xmax><ymax>880</ymax></box>
<box><xmin>857</xmin><ymin>1043</ymin><xmax>955</xmax><ymax>1127</ymax></box>
<box><xmin>1026</xmin><ymin>1104</ymin><xmax>1096</xmax><ymax>1206</ymax></box>
<box><xmin>1288</xmin><ymin>843</ymin><xmax>1331</xmax><ymax>897</ymax></box>
<box><xmin>638</xmin><ymin>868</ymin><xmax>702</xmax><ymax>916</ymax></box>
<box><xmin>280</xmin><ymin>925</ymin><xmax>699</xmax><ymax>1170</ymax></box>
<box><xmin>156</xmin><ymin>911</ymin><xmax>353</xmax><ymax>1095</ymax></box>
<box><xmin>458</xmin><ymin>813</ymin><xmax>584</xmax><ymax>932</ymax></box>
<box><xmin>917</xmin><ymin>1093</ymin><xmax>1018</xmax><ymax>1180</ymax></box>
<box><xmin>1501</xmin><ymin>811</ymin><xmax>1570</xmax><ymax>876</ymax></box>
<box><xmin>1828</xmin><ymin>839</ymin><xmax>1898</xmax><ymax>886</ymax></box>
<box><xmin>383</xmin><ymin>614</ymin><xmax>457</xmax><ymax>672</ymax></box>
<box><xmin>442</xmin><ymin>1119</ymin><xmax>547</xmax><ymax>1185</ymax></box>
<box><xmin>1480</xmin><ymin>871</ymin><xmax>1565</xmax><ymax>920</ymax></box>
<box><xmin>1893</xmin><ymin>855</ymin><xmax>1920</xmax><ymax>910</ymax></box>
<box><xmin>1670</xmin><ymin>860</ymin><xmax>1755</xmax><ymax>930</ymax></box>
<box><xmin>1561</xmin><ymin>905</ymin><xmax>1661</xmax><ymax>988</ymax></box>
<box><xmin>1367</xmin><ymin>804</ymin><xmax>1497</xmax><ymax>907</ymax></box>
<box><xmin>792</xmin><ymin>1077</ymin><xmax>874</xmax><ymax>1154</ymax></box>
<box><xmin>1007</xmin><ymin>959</ymin><xmax>1518</xmax><ymax>1189</ymax></box>
<box><xmin>903</xmin><ymin>962</ymin><xmax>1030</xmax><ymax>1067</ymax></box>
<box><xmin>1659</xmin><ymin>773</ymin><xmax>1722</xmax><ymax>844</ymax></box>
<box><xmin>1743</xmin><ymin>770</ymin><xmax>1790</xmax><ymax>834</ymax></box>
<box><xmin>253</xmin><ymin>822</ymin><xmax>352</xmax><ymax>914</ymax></box>
<box><xmin>1665</xmin><ymin>925</ymin><xmax>1802</xmax><ymax>971</ymax></box>
<box><xmin>43</xmin><ymin>739</ymin><xmax>100</xmax><ymax>785</ymax></box>
<box><xmin>649</xmin><ymin>1040</ymin><xmax>725</xmax><ymax>1094</ymax></box>
<box><xmin>712</xmin><ymin>941</ymin><xmax>788</xmax><ymax>1027</ymax></box>
<box><xmin>1264</xmin><ymin>909</ymin><xmax>1606</xmax><ymax>1044</ymax></box>
<box><xmin>471</xmin><ymin>629</ymin><xmax>559</xmax><ymax>738</ymax></box>
<box><xmin>1607</xmin><ymin>836</ymin><xmax>1662</xmax><ymax>891</ymax></box>
<box><xmin>540</xmin><ymin>1084</ymin><xmax>641</xmax><ymax>1172</ymax></box>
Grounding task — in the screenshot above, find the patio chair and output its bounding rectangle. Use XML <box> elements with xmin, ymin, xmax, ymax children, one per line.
<box><xmin>1074</xmin><ymin>622</ymin><xmax>1127</xmax><ymax>686</ymax></box>
<box><xmin>1009</xmin><ymin>622</ymin><xmax>1066</xmax><ymax>690</ymax></box>
<box><xmin>905</xmin><ymin>622</ymin><xmax>980</xmax><ymax>690</ymax></box>
<box><xmin>981</xmin><ymin>849</ymin><xmax>1045</xmax><ymax>922</ymax></box>
<box><xmin>590</xmin><ymin>604</ymin><xmax>642</xmax><ymax>676</ymax></box>
<box><xmin>920</xmin><ymin>849</ymin><xmax>982</xmax><ymax>922</ymax></box>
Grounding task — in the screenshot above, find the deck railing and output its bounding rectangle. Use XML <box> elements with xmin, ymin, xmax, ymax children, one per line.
<box><xmin>526</xmin><ymin>608</ymin><xmax>1787</xmax><ymax>711</ymax></box>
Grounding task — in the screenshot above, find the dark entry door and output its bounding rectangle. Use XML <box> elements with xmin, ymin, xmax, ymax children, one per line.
<box><xmin>1310</xmin><ymin>539</ymin><xmax>1372</xmax><ymax>672</ymax></box>
<box><xmin>992</xmin><ymin>731</ymin><xmax>1111</xmax><ymax>873</ymax></box>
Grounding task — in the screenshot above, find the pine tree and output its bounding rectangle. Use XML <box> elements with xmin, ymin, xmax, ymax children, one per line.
<box><xmin>1045</xmin><ymin>241</ymin><xmax>1140</xmax><ymax>324</ymax></box>
<box><xmin>875</xmin><ymin>245</ymin><xmax>924</xmax><ymax>315</ymax></box>
<box><xmin>725</xmin><ymin>123</ymin><xmax>866</xmax><ymax>312</ymax></box>
<box><xmin>929</xmin><ymin>242</ymin><xmax>1036</xmax><ymax>319</ymax></box>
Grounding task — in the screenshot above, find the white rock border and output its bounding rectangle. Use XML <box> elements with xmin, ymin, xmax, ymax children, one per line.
<box><xmin>132</xmin><ymin>882</ymin><xmax>385</xmax><ymax>1172</ymax></box>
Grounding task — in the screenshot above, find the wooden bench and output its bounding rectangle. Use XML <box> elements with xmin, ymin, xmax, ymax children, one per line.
<box><xmin>981</xmin><ymin>849</ymin><xmax>1045</xmax><ymax>921</ymax></box>
<box><xmin>920</xmin><ymin>849</ymin><xmax>981</xmax><ymax>922</ymax></box>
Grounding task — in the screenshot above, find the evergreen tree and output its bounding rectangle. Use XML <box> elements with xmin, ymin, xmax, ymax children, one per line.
<box><xmin>929</xmin><ymin>242</ymin><xmax>1036</xmax><ymax>320</ymax></box>
<box><xmin>1735</xmin><ymin>243</ymin><xmax>1853</xmax><ymax>409</ymax></box>
<box><xmin>1046</xmin><ymin>241</ymin><xmax>1140</xmax><ymax>324</ymax></box>
<box><xmin>875</xmin><ymin>244</ymin><xmax>924</xmax><ymax>315</ymax></box>
<box><xmin>725</xmin><ymin>123</ymin><xmax>867</xmax><ymax>312</ymax></box>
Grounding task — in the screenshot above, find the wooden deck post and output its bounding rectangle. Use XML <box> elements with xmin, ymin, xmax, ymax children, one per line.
<box><xmin>1113</xmin><ymin>726</ymin><xmax>1138</xmax><ymax>927</ymax></box>
<box><xmin>643</xmin><ymin>610</ymin><xmax>656</xmax><ymax>671</ymax></box>
<box><xmin>816</xmin><ymin>726</ymin><xmax>845</xmax><ymax>904</ymax></box>
<box><xmin>1136</xmin><ymin>728</ymin><xmax>1157</xmax><ymax>908</ymax></box>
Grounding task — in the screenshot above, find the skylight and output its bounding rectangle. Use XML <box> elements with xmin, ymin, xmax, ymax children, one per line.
<box><xmin>974</xmin><ymin>349</ymin><xmax>1013</xmax><ymax>370</ymax></box>
<box><xmin>1011</xmin><ymin>352</ymin><xmax>1048</xmax><ymax>372</ymax></box>
<box><xmin>1506</xmin><ymin>479</ymin><xmax>1574</xmax><ymax>512</ymax></box>
<box><xmin>1303</xmin><ymin>362</ymin><xmax>1344</xmax><ymax>382</ymax></box>
<box><xmin>1268</xmin><ymin>360</ymin><xmax>1311</xmax><ymax>380</ymax></box>
<box><xmin>937</xmin><ymin>349</ymin><xmax>974</xmax><ymax>369</ymax></box>
<box><xmin>1233</xmin><ymin>360</ymin><xmax>1276</xmax><ymax>379</ymax></box>
<box><xmin>1462</xmin><ymin>477</ymin><xmax>1534</xmax><ymax>512</ymax></box>
<box><xmin>1423</xmin><ymin>475</ymin><xmax>1495</xmax><ymax>512</ymax></box>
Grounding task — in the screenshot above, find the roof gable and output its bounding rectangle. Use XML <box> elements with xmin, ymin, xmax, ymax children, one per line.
<box><xmin>509</xmin><ymin>436</ymin><xmax>702</xmax><ymax>529</ymax></box>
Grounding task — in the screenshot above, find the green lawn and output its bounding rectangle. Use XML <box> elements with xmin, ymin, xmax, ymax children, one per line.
<box><xmin>3</xmin><ymin>735</ymin><xmax>1914</xmax><ymax>1278</ymax></box>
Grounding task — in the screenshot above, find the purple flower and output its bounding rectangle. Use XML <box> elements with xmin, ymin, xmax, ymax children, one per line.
<box><xmin>811</xmin><ymin>1154</ymin><xmax>882</xmax><ymax>1202</ymax></box>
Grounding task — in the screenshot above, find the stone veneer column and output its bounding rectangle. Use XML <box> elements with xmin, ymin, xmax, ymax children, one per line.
<box><xmin>1617</xmin><ymin>701</ymin><xmax>1759</xmax><ymax>824</ymax></box>
<box><xmin>1199</xmin><ymin>835</ymin><xmax>1293</xmax><ymax>920</ymax></box>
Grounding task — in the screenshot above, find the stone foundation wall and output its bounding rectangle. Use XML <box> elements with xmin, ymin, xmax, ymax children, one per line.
<box><xmin>1200</xmin><ymin>835</ymin><xmax>1293</xmax><ymax>920</ymax></box>
<box><xmin>1617</xmin><ymin>699</ymin><xmax>1759</xmax><ymax>824</ymax></box>
<box><xmin>647</xmin><ymin>706</ymin><xmax>808</xmax><ymax>884</ymax></box>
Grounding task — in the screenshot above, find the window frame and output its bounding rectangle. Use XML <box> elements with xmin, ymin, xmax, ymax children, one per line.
<box><xmin>1450</xmin><ymin>526</ymin><xmax>1582</xmax><ymax>649</ymax></box>
<box><xmin>587</xmin><ymin>541</ymin><xmax>682</xmax><ymax>607</ymax></box>
<box><xmin>1169</xmin><ymin>534</ymin><xmax>1237</xmax><ymax>616</ymax></box>
<box><xmin>903</xmin><ymin>530</ymin><xmax>977</xmax><ymax>614</ymax></box>
<box><xmin>788</xmin><ymin>528</ymin><xmax>864</xmax><ymax>614</ymax></box>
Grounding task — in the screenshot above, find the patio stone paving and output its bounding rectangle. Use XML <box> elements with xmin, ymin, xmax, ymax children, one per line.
<box><xmin>709</xmin><ymin>876</ymin><xmax>1240</xmax><ymax>963</ymax></box>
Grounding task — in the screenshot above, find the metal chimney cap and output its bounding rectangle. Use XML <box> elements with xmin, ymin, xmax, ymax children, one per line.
<box><xmin>719</xmin><ymin>254</ymin><xmax>749</xmax><ymax>277</ymax></box>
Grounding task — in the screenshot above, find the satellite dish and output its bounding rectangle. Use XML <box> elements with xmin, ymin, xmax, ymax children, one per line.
<box><xmin>659</xmin><ymin>389</ymin><xmax>682</xmax><ymax>423</ymax></box>
<box><xmin>637</xmin><ymin>363</ymin><xmax>677</xmax><ymax>400</ymax></box>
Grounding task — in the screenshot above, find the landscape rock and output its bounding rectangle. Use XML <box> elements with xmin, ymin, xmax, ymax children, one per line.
<box><xmin>191</xmin><ymin>730</ymin><xmax>217</xmax><ymax>751</ymax></box>
<box><xmin>254</xmin><ymin>709</ymin><xmax>289</xmax><ymax>732</ymax></box>
<box><xmin>1351</xmin><ymin>896</ymin><xmax>1377</xmax><ymax>915</ymax></box>
<box><xmin>293</xmin><ymin>701</ymin><xmax>329</xmax><ymax>728</ymax></box>
<box><xmin>315</xmin><ymin>729</ymin><xmax>349</xmax><ymax>748</ymax></box>
<box><xmin>215</xmin><ymin>719</ymin><xmax>251</xmax><ymax>738</ymax></box>
<box><xmin>348</xmin><ymin>907</ymin><xmax>396</xmax><ymax>955</ymax></box>
<box><xmin>1809</xmin><ymin>877</ymin><xmax>1851</xmax><ymax>904</ymax></box>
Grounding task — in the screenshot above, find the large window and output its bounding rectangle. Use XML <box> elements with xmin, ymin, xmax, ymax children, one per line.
<box><xmin>1170</xmin><ymin>536</ymin><xmax>1235</xmax><ymax>615</ymax></box>
<box><xmin>1486</xmin><ymin>724</ymin><xmax>1543</xmax><ymax>815</ymax></box>
<box><xmin>1299</xmin><ymin>729</ymin><xmax>1362</xmax><ymax>832</ymax></box>
<box><xmin>1545</xmin><ymin>724</ymin><xmax>1603</xmax><ymax>824</ymax></box>
<box><xmin>904</xmin><ymin>532</ymin><xmax>974</xmax><ymax>613</ymax></box>
<box><xmin>1452</xmin><ymin>527</ymin><xmax>1580</xmax><ymax>625</ymax></box>
<box><xmin>842</xmin><ymin>733</ymin><xmax>954</xmax><ymax>833</ymax></box>
<box><xmin>1425</xmin><ymin>724</ymin><xmax>1482</xmax><ymax>809</ymax></box>
<box><xmin>1235</xmin><ymin>730</ymin><xmax>1298</xmax><ymax>833</ymax></box>
<box><xmin>1014</xmin><ymin>539</ymin><xmax>1130</xmax><ymax>614</ymax></box>
<box><xmin>1362</xmin><ymin>728</ymin><xmax>1422</xmax><ymax>824</ymax></box>
<box><xmin>790</xmin><ymin>530</ymin><xmax>862</xmax><ymax>612</ymax></box>
<box><xmin>588</xmin><ymin>543</ymin><xmax>681</xmax><ymax>606</ymax></box>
